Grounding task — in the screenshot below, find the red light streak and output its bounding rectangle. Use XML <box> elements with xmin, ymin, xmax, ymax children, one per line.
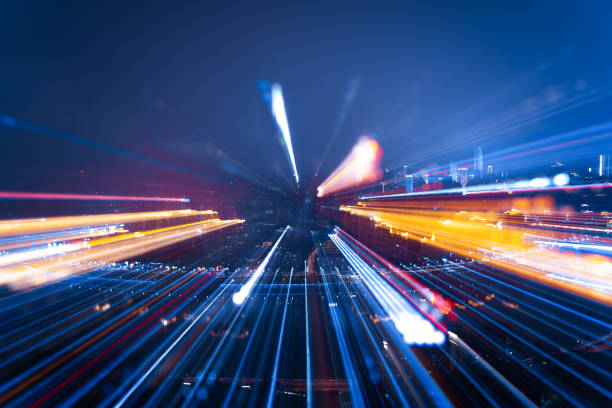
<box><xmin>0</xmin><ymin>191</ymin><xmax>188</xmax><ymax>202</ymax></box>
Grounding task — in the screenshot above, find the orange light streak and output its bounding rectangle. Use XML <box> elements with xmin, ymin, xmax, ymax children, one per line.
<box><xmin>317</xmin><ymin>137</ymin><xmax>382</xmax><ymax>197</ymax></box>
<box><xmin>0</xmin><ymin>210</ymin><xmax>216</xmax><ymax>238</ymax></box>
<box><xmin>340</xmin><ymin>197</ymin><xmax>612</xmax><ymax>305</ymax></box>
<box><xmin>0</xmin><ymin>218</ymin><xmax>243</xmax><ymax>290</ymax></box>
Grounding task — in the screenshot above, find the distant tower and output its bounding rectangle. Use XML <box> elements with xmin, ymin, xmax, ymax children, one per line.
<box><xmin>405</xmin><ymin>174</ymin><xmax>414</xmax><ymax>193</ymax></box>
<box><xmin>450</xmin><ymin>162</ymin><xmax>458</xmax><ymax>183</ymax></box>
<box><xmin>599</xmin><ymin>154</ymin><xmax>610</xmax><ymax>177</ymax></box>
<box><xmin>474</xmin><ymin>147</ymin><xmax>484</xmax><ymax>177</ymax></box>
<box><xmin>458</xmin><ymin>166</ymin><xmax>469</xmax><ymax>186</ymax></box>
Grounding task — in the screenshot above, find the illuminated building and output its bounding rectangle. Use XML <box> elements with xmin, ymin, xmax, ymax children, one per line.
<box><xmin>474</xmin><ymin>147</ymin><xmax>483</xmax><ymax>177</ymax></box>
<box><xmin>405</xmin><ymin>174</ymin><xmax>414</xmax><ymax>192</ymax></box>
<box><xmin>599</xmin><ymin>153</ymin><xmax>610</xmax><ymax>177</ymax></box>
<box><xmin>450</xmin><ymin>161</ymin><xmax>458</xmax><ymax>183</ymax></box>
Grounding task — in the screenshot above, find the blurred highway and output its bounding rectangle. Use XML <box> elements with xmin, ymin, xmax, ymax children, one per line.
<box><xmin>1</xmin><ymin>224</ymin><xmax>610</xmax><ymax>407</ymax></box>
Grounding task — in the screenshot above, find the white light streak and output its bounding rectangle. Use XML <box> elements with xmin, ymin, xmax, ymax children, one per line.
<box><xmin>534</xmin><ymin>240</ymin><xmax>612</xmax><ymax>254</ymax></box>
<box><xmin>271</xmin><ymin>84</ymin><xmax>299</xmax><ymax>184</ymax></box>
<box><xmin>0</xmin><ymin>242</ymin><xmax>85</xmax><ymax>266</ymax></box>
<box><xmin>305</xmin><ymin>262</ymin><xmax>312</xmax><ymax>408</ymax></box>
<box><xmin>546</xmin><ymin>274</ymin><xmax>612</xmax><ymax>294</ymax></box>
<box><xmin>232</xmin><ymin>226</ymin><xmax>290</xmax><ymax>305</ymax></box>
<box><xmin>530</xmin><ymin>177</ymin><xmax>550</xmax><ymax>188</ymax></box>
<box><xmin>329</xmin><ymin>233</ymin><xmax>445</xmax><ymax>345</ymax></box>
<box><xmin>360</xmin><ymin>180</ymin><xmax>612</xmax><ymax>200</ymax></box>
<box><xmin>265</xmin><ymin>268</ymin><xmax>293</xmax><ymax>408</ymax></box>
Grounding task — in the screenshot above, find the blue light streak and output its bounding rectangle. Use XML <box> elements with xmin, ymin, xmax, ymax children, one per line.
<box><xmin>305</xmin><ymin>263</ymin><xmax>313</xmax><ymax>408</ymax></box>
<box><xmin>329</xmin><ymin>233</ymin><xmax>445</xmax><ymax>345</ymax></box>
<box><xmin>265</xmin><ymin>267</ymin><xmax>293</xmax><ymax>408</ymax></box>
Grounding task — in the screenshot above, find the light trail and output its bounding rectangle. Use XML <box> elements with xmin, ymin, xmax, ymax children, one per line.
<box><xmin>133</xmin><ymin>269</ymin><xmax>246</xmax><ymax>408</ymax></box>
<box><xmin>265</xmin><ymin>267</ymin><xmax>293</xmax><ymax>408</ymax></box>
<box><xmin>335</xmin><ymin>227</ymin><xmax>452</xmax><ymax>321</ymax></box>
<box><xmin>271</xmin><ymin>84</ymin><xmax>299</xmax><ymax>185</ymax></box>
<box><xmin>545</xmin><ymin>274</ymin><xmax>612</xmax><ymax>294</ymax></box>
<box><xmin>24</xmin><ymin>269</ymin><xmax>220</xmax><ymax>408</ymax></box>
<box><xmin>414</xmin><ymin>263</ymin><xmax>612</xmax><ymax>402</ymax></box>
<box><xmin>410</xmin><ymin>267</ymin><xmax>586</xmax><ymax>405</ymax></box>
<box><xmin>3</xmin><ymin>225</ymin><xmax>610</xmax><ymax>406</ymax></box>
<box><xmin>534</xmin><ymin>240</ymin><xmax>612</xmax><ymax>255</ymax></box>
<box><xmin>433</xmin><ymin>346</ymin><xmax>501</xmax><ymax>407</ymax></box>
<box><xmin>318</xmin><ymin>258</ymin><xmax>367</xmax><ymax>408</ymax></box>
<box><xmin>0</xmin><ymin>242</ymin><xmax>85</xmax><ymax>267</ymax></box>
<box><xmin>0</xmin><ymin>217</ymin><xmax>243</xmax><ymax>290</ymax></box>
<box><xmin>304</xmin><ymin>262</ymin><xmax>312</xmax><ymax>408</ymax></box>
<box><xmin>55</xmin><ymin>269</ymin><xmax>222</xmax><ymax>408</ymax></box>
<box><xmin>0</xmin><ymin>265</ymin><xmax>172</xmax><ymax>347</ymax></box>
<box><xmin>232</xmin><ymin>225</ymin><xmax>289</xmax><ymax>305</ymax></box>
<box><xmin>0</xmin><ymin>225</ymin><xmax>122</xmax><ymax>252</ymax></box>
<box><xmin>0</xmin><ymin>191</ymin><xmax>189</xmax><ymax>202</ymax></box>
<box><xmin>317</xmin><ymin>137</ymin><xmax>382</xmax><ymax>197</ymax></box>
<box><xmin>447</xmin><ymin>331</ymin><xmax>537</xmax><ymax>408</ymax></box>
<box><xmin>326</xmin><ymin>265</ymin><xmax>413</xmax><ymax>407</ymax></box>
<box><xmin>0</xmin><ymin>267</ymin><xmax>174</xmax><ymax>358</ymax></box>
<box><xmin>0</xmin><ymin>209</ymin><xmax>215</xmax><ymax>237</ymax></box>
<box><xmin>221</xmin><ymin>268</ymin><xmax>283</xmax><ymax>408</ymax></box>
<box><xmin>181</xmin><ymin>282</ymin><xmax>253</xmax><ymax>407</ymax></box>
<box><xmin>446</xmin><ymin>259</ymin><xmax>612</xmax><ymax>330</ymax></box>
<box><xmin>317</xmin><ymin>230</ymin><xmax>448</xmax><ymax>406</ymax></box>
<box><xmin>339</xmin><ymin>197</ymin><xmax>612</xmax><ymax>305</ymax></box>
<box><xmin>0</xmin><ymin>266</ymin><xmax>211</xmax><ymax>404</ymax></box>
<box><xmin>316</xmin><ymin>234</ymin><xmax>440</xmax><ymax>406</ymax></box>
<box><xmin>113</xmin><ymin>280</ymin><xmax>232</xmax><ymax>408</ymax></box>
<box><xmin>443</xmin><ymin>261</ymin><xmax>611</xmax><ymax>340</ymax></box>
<box><xmin>329</xmin><ymin>233</ymin><xmax>446</xmax><ymax>345</ymax></box>
<box><xmin>359</xmin><ymin>178</ymin><xmax>612</xmax><ymax>200</ymax></box>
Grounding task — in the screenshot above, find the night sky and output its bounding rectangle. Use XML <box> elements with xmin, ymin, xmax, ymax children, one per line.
<box><xmin>1</xmin><ymin>1</ymin><xmax>611</xmax><ymax>203</ymax></box>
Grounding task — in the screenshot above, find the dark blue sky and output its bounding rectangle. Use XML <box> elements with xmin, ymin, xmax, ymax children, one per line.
<box><xmin>1</xmin><ymin>1</ymin><xmax>611</xmax><ymax>201</ymax></box>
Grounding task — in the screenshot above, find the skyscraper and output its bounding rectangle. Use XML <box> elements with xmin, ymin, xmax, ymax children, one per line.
<box><xmin>405</xmin><ymin>174</ymin><xmax>414</xmax><ymax>192</ymax></box>
<box><xmin>474</xmin><ymin>147</ymin><xmax>483</xmax><ymax>177</ymax></box>
<box><xmin>599</xmin><ymin>154</ymin><xmax>610</xmax><ymax>177</ymax></box>
<box><xmin>450</xmin><ymin>161</ymin><xmax>458</xmax><ymax>183</ymax></box>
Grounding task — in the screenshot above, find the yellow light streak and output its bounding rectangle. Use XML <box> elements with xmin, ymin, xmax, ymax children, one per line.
<box><xmin>0</xmin><ymin>209</ymin><xmax>216</xmax><ymax>237</ymax></box>
<box><xmin>340</xmin><ymin>197</ymin><xmax>612</xmax><ymax>305</ymax></box>
<box><xmin>0</xmin><ymin>217</ymin><xmax>243</xmax><ymax>290</ymax></box>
